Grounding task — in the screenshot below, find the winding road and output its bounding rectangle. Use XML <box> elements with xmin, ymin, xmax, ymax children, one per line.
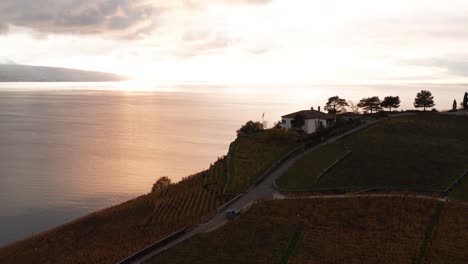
<box><xmin>124</xmin><ymin>114</ymin><xmax>427</xmax><ymax>264</ymax></box>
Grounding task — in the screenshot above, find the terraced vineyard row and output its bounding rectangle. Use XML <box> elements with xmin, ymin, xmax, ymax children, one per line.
<box><xmin>145</xmin><ymin>156</ymin><xmax>228</xmax><ymax>227</ymax></box>
<box><xmin>227</xmin><ymin>130</ymin><xmax>300</xmax><ymax>194</ymax></box>
<box><xmin>0</xmin><ymin>156</ymin><xmax>229</xmax><ymax>264</ymax></box>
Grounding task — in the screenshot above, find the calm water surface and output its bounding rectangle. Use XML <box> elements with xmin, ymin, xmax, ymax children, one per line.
<box><xmin>0</xmin><ymin>82</ymin><xmax>465</xmax><ymax>246</ymax></box>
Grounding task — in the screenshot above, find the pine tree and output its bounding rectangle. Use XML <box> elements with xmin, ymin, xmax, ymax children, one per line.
<box><xmin>357</xmin><ymin>96</ymin><xmax>382</xmax><ymax>113</ymax></box>
<box><xmin>414</xmin><ymin>90</ymin><xmax>435</xmax><ymax>111</ymax></box>
<box><xmin>381</xmin><ymin>96</ymin><xmax>401</xmax><ymax>112</ymax></box>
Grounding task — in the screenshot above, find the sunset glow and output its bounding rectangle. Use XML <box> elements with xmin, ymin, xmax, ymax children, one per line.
<box><xmin>1</xmin><ymin>0</ymin><xmax>468</xmax><ymax>84</ymax></box>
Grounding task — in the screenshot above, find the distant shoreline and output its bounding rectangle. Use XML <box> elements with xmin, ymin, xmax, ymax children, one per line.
<box><xmin>0</xmin><ymin>64</ymin><xmax>129</xmax><ymax>82</ymax></box>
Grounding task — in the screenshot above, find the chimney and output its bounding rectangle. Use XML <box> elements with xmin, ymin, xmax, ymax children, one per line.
<box><xmin>318</xmin><ymin>106</ymin><xmax>321</xmax><ymax>112</ymax></box>
<box><xmin>311</xmin><ymin>106</ymin><xmax>314</xmax><ymax>111</ymax></box>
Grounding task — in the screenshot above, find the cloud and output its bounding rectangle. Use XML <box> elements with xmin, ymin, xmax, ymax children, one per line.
<box><xmin>0</xmin><ymin>0</ymin><xmax>271</xmax><ymax>38</ymax></box>
<box><xmin>0</xmin><ymin>0</ymin><xmax>157</xmax><ymax>38</ymax></box>
<box><xmin>404</xmin><ymin>55</ymin><xmax>468</xmax><ymax>77</ymax></box>
<box><xmin>0</xmin><ymin>23</ymin><xmax>8</xmax><ymax>34</ymax></box>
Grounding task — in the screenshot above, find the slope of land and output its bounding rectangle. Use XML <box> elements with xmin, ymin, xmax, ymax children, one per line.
<box><xmin>276</xmin><ymin>143</ymin><xmax>348</xmax><ymax>190</ymax></box>
<box><xmin>0</xmin><ymin>158</ymin><xmax>228</xmax><ymax>264</ymax></box>
<box><xmin>226</xmin><ymin>130</ymin><xmax>300</xmax><ymax>194</ymax></box>
<box><xmin>278</xmin><ymin>113</ymin><xmax>468</xmax><ymax>193</ymax></box>
<box><xmin>0</xmin><ymin>64</ymin><xmax>128</xmax><ymax>82</ymax></box>
<box><xmin>2</xmin><ymin>113</ymin><xmax>467</xmax><ymax>264</ymax></box>
<box><xmin>149</xmin><ymin>197</ymin><xmax>468</xmax><ymax>264</ymax></box>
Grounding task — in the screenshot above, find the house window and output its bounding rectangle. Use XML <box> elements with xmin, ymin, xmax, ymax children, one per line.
<box><xmin>281</xmin><ymin>120</ymin><xmax>286</xmax><ymax>124</ymax></box>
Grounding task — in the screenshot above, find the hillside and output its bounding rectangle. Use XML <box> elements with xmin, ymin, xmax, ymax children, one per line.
<box><xmin>1</xmin><ymin>113</ymin><xmax>468</xmax><ymax>263</ymax></box>
<box><xmin>147</xmin><ymin>113</ymin><xmax>468</xmax><ymax>264</ymax></box>
<box><xmin>0</xmin><ymin>158</ymin><xmax>228</xmax><ymax>264</ymax></box>
<box><xmin>148</xmin><ymin>198</ymin><xmax>468</xmax><ymax>264</ymax></box>
<box><xmin>0</xmin><ymin>64</ymin><xmax>128</xmax><ymax>82</ymax></box>
<box><xmin>277</xmin><ymin>113</ymin><xmax>468</xmax><ymax>194</ymax></box>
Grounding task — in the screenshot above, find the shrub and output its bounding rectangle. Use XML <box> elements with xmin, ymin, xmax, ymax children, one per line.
<box><xmin>236</xmin><ymin>121</ymin><xmax>264</xmax><ymax>136</ymax></box>
<box><xmin>152</xmin><ymin>176</ymin><xmax>172</xmax><ymax>193</ymax></box>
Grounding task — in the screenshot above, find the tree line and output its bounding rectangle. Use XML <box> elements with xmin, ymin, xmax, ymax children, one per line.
<box><xmin>324</xmin><ymin>90</ymin><xmax>439</xmax><ymax>114</ymax></box>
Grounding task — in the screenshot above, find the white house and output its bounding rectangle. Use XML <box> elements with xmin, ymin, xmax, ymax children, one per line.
<box><xmin>280</xmin><ymin>108</ymin><xmax>336</xmax><ymax>134</ymax></box>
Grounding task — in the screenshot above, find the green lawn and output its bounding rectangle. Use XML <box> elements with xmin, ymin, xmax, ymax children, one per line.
<box><xmin>276</xmin><ymin>143</ymin><xmax>348</xmax><ymax>190</ymax></box>
<box><xmin>226</xmin><ymin>130</ymin><xmax>300</xmax><ymax>194</ymax></box>
<box><xmin>279</xmin><ymin>114</ymin><xmax>468</xmax><ymax>193</ymax></box>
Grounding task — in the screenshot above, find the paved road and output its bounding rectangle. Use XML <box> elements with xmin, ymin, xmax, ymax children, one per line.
<box><xmin>132</xmin><ymin>114</ymin><xmax>415</xmax><ymax>264</ymax></box>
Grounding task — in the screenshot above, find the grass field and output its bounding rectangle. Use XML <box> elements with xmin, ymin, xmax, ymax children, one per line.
<box><xmin>148</xmin><ymin>197</ymin><xmax>468</xmax><ymax>264</ymax></box>
<box><xmin>276</xmin><ymin>143</ymin><xmax>348</xmax><ymax>190</ymax></box>
<box><xmin>227</xmin><ymin>130</ymin><xmax>300</xmax><ymax>194</ymax></box>
<box><xmin>279</xmin><ymin>113</ymin><xmax>468</xmax><ymax>193</ymax></box>
<box><xmin>0</xmin><ymin>157</ymin><xmax>228</xmax><ymax>264</ymax></box>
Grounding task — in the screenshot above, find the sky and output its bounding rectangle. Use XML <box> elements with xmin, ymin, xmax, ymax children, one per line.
<box><xmin>1</xmin><ymin>0</ymin><xmax>468</xmax><ymax>84</ymax></box>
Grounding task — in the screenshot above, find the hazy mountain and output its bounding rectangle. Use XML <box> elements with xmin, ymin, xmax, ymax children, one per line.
<box><xmin>0</xmin><ymin>57</ymin><xmax>16</xmax><ymax>65</ymax></box>
<box><xmin>0</xmin><ymin>64</ymin><xmax>128</xmax><ymax>82</ymax></box>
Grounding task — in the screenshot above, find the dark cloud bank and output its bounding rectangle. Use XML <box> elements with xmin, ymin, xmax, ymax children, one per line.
<box><xmin>0</xmin><ymin>0</ymin><xmax>271</xmax><ymax>38</ymax></box>
<box><xmin>0</xmin><ymin>0</ymin><xmax>156</xmax><ymax>38</ymax></box>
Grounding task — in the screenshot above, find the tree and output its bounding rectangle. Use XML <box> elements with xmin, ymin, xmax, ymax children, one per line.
<box><xmin>347</xmin><ymin>100</ymin><xmax>360</xmax><ymax>113</ymax></box>
<box><xmin>152</xmin><ymin>176</ymin><xmax>171</xmax><ymax>193</ymax></box>
<box><xmin>414</xmin><ymin>90</ymin><xmax>435</xmax><ymax>111</ymax></box>
<box><xmin>357</xmin><ymin>96</ymin><xmax>382</xmax><ymax>114</ymax></box>
<box><xmin>453</xmin><ymin>99</ymin><xmax>458</xmax><ymax>111</ymax></box>
<box><xmin>291</xmin><ymin>113</ymin><xmax>305</xmax><ymax>131</ymax></box>
<box><xmin>237</xmin><ymin>120</ymin><xmax>264</xmax><ymax>136</ymax></box>
<box><xmin>324</xmin><ymin>96</ymin><xmax>348</xmax><ymax>114</ymax></box>
<box><xmin>380</xmin><ymin>96</ymin><xmax>401</xmax><ymax>112</ymax></box>
<box><xmin>463</xmin><ymin>92</ymin><xmax>468</xmax><ymax>109</ymax></box>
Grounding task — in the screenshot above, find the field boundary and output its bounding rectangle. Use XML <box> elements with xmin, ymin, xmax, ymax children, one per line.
<box><xmin>115</xmin><ymin>226</ymin><xmax>191</xmax><ymax>264</ymax></box>
<box><xmin>443</xmin><ymin>169</ymin><xmax>468</xmax><ymax>197</ymax></box>
<box><xmin>278</xmin><ymin>223</ymin><xmax>304</xmax><ymax>264</ymax></box>
<box><xmin>248</xmin><ymin>118</ymin><xmax>382</xmax><ymax>191</ymax></box>
<box><xmin>314</xmin><ymin>150</ymin><xmax>351</xmax><ymax>183</ymax></box>
<box><xmin>413</xmin><ymin>202</ymin><xmax>444</xmax><ymax>264</ymax></box>
<box><xmin>273</xmin><ymin>183</ymin><xmax>443</xmax><ymax>196</ymax></box>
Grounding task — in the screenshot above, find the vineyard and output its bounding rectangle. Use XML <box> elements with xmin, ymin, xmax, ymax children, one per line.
<box><xmin>150</xmin><ymin>197</ymin><xmax>468</xmax><ymax>264</ymax></box>
<box><xmin>145</xmin><ymin>157</ymin><xmax>228</xmax><ymax>226</ymax></box>
<box><xmin>226</xmin><ymin>130</ymin><xmax>300</xmax><ymax>194</ymax></box>
<box><xmin>424</xmin><ymin>202</ymin><xmax>468</xmax><ymax>263</ymax></box>
<box><xmin>282</xmin><ymin>113</ymin><xmax>468</xmax><ymax>193</ymax></box>
<box><xmin>276</xmin><ymin>143</ymin><xmax>348</xmax><ymax>190</ymax></box>
<box><xmin>0</xmin><ymin>157</ymin><xmax>229</xmax><ymax>264</ymax></box>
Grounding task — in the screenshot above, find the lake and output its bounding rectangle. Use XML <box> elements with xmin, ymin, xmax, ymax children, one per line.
<box><xmin>0</xmin><ymin>81</ymin><xmax>465</xmax><ymax>246</ymax></box>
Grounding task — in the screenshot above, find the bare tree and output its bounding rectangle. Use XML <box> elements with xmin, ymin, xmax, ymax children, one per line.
<box><xmin>347</xmin><ymin>100</ymin><xmax>360</xmax><ymax>113</ymax></box>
